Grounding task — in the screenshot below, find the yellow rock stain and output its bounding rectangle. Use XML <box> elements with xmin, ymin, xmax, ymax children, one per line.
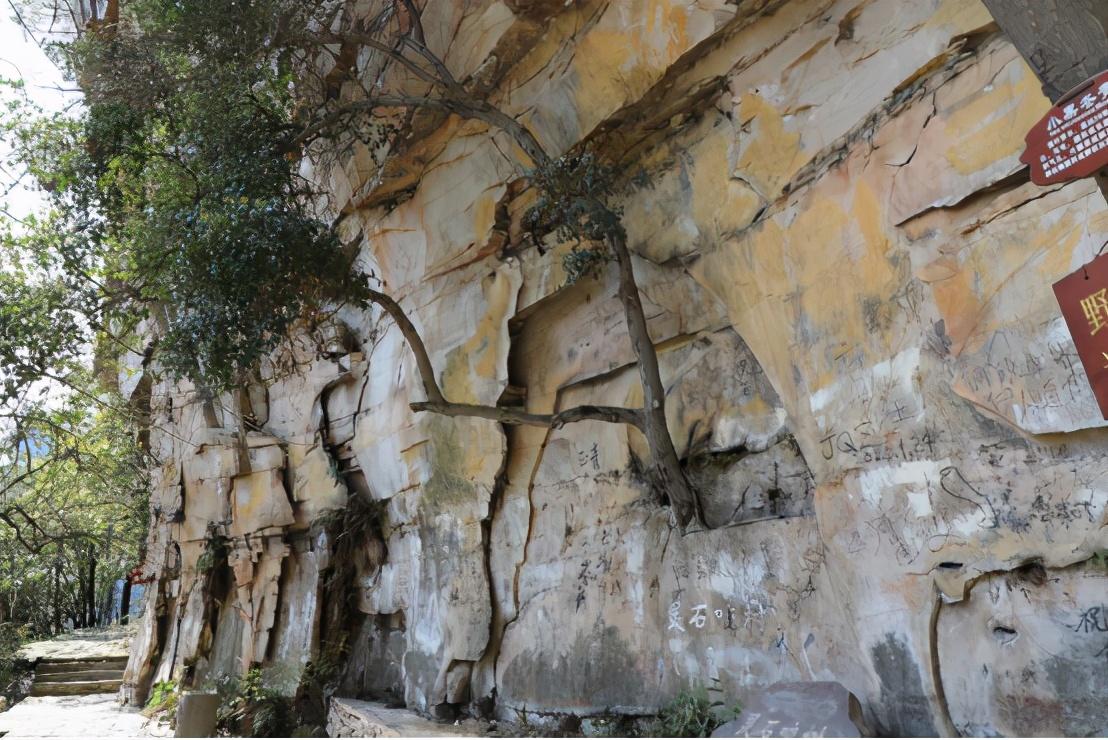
<box><xmin>923</xmin><ymin>0</ymin><xmax>993</xmax><ymax>33</ymax></box>
<box><xmin>943</xmin><ymin>63</ymin><xmax>1050</xmax><ymax>175</ymax></box>
<box><xmin>441</xmin><ymin>269</ymin><xmax>517</xmax><ymax>404</ymax></box>
<box><xmin>735</xmin><ymin>92</ymin><xmax>805</xmax><ymax>199</ymax></box>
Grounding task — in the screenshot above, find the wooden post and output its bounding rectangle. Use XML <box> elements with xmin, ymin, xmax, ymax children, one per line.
<box><xmin>982</xmin><ymin>0</ymin><xmax>1108</xmax><ymax>201</ymax></box>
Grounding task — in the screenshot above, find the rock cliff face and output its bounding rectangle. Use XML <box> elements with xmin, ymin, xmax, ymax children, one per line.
<box><xmin>119</xmin><ymin>1</ymin><xmax>1108</xmax><ymax>735</ymax></box>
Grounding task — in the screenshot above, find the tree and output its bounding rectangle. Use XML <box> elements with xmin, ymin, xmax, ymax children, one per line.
<box><xmin>4</xmin><ymin>0</ymin><xmax>702</xmax><ymax>527</ymax></box>
<box><xmin>0</xmin><ymin>385</ymin><xmax>147</xmax><ymax>633</ymax></box>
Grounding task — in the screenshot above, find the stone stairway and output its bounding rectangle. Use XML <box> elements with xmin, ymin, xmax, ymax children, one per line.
<box><xmin>29</xmin><ymin>656</ymin><xmax>127</xmax><ymax>696</ymax></box>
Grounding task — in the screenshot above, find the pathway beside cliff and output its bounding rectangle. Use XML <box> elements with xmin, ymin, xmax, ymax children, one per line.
<box><xmin>0</xmin><ymin>627</ymin><xmax>167</xmax><ymax>738</ymax></box>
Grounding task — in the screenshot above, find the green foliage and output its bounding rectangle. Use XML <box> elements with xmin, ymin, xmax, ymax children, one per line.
<box><xmin>2</xmin><ymin>0</ymin><xmax>636</xmax><ymax>401</ymax></box>
<box><xmin>648</xmin><ymin>681</ymin><xmax>741</xmax><ymax>738</ymax></box>
<box><xmin>144</xmin><ymin>679</ymin><xmax>179</xmax><ymax>721</ymax></box>
<box><xmin>217</xmin><ymin>667</ymin><xmax>294</xmax><ymax>738</ymax></box>
<box><xmin>527</xmin><ymin>152</ymin><xmax>623</xmax><ymax>245</ymax></box>
<box><xmin>196</xmin><ymin>529</ymin><xmax>229</xmax><ymax>574</ymax></box>
<box><xmin>0</xmin><ymin>622</ymin><xmax>32</xmax><ymax>695</ymax></box>
<box><xmin>2</xmin><ymin>1</ymin><xmax>371</xmax><ymax>395</ymax></box>
<box><xmin>562</xmin><ymin>246</ymin><xmax>608</xmax><ymax>285</ymax></box>
<box><xmin>0</xmin><ymin>265</ymin><xmax>85</xmax><ymax>402</ymax></box>
<box><xmin>0</xmin><ymin>383</ymin><xmax>148</xmax><ymax>635</ymax></box>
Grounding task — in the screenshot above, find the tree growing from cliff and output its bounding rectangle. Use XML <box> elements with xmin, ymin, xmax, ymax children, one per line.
<box><xmin>3</xmin><ymin>0</ymin><xmax>701</xmax><ymax>527</ymax></box>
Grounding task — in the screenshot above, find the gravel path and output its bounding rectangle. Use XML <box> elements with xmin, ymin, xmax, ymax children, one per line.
<box><xmin>0</xmin><ymin>694</ymin><xmax>170</xmax><ymax>737</ymax></box>
<box><xmin>0</xmin><ymin>626</ymin><xmax>161</xmax><ymax>737</ymax></box>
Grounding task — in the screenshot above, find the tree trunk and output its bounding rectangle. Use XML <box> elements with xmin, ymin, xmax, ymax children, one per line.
<box><xmin>86</xmin><ymin>545</ymin><xmax>97</xmax><ymax>627</ymax></box>
<box><xmin>98</xmin><ymin>526</ymin><xmax>115</xmax><ymax>625</ymax></box>
<box><xmin>306</xmin><ymin>25</ymin><xmax>702</xmax><ymax>527</ymax></box>
<box><xmin>982</xmin><ymin>0</ymin><xmax>1108</xmax><ymax>101</ymax></box>
<box><xmin>120</xmin><ymin>578</ymin><xmax>132</xmax><ymax>625</ymax></box>
<box><xmin>52</xmin><ymin>557</ymin><xmax>61</xmax><ymax>634</ymax></box>
<box><xmin>608</xmin><ymin>230</ymin><xmax>700</xmax><ymax>528</ymax></box>
<box><xmin>982</xmin><ymin>1</ymin><xmax>1108</xmax><ymax>200</ymax></box>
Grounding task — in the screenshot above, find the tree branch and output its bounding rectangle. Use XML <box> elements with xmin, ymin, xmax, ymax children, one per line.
<box><xmin>300</xmin><ymin>30</ymin><xmax>444</xmax><ymax>88</ymax></box>
<box><xmin>365</xmin><ymin>288</ymin><xmax>642</xmax><ymax>431</ymax></box>
<box><xmin>288</xmin><ymin>92</ymin><xmax>549</xmax><ymax>167</ymax></box>
<box><xmin>365</xmin><ymin>287</ymin><xmax>444</xmax><ymax>404</ymax></box>
<box><xmin>410</xmin><ymin>400</ymin><xmax>643</xmax><ymax>430</ymax></box>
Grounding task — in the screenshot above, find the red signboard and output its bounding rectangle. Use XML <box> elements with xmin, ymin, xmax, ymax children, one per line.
<box><xmin>1054</xmin><ymin>252</ymin><xmax>1108</xmax><ymax>418</ymax></box>
<box><xmin>1022</xmin><ymin>70</ymin><xmax>1108</xmax><ymax>185</ymax></box>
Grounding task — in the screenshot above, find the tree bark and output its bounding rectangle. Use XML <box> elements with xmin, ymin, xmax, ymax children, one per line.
<box><xmin>366</xmin><ymin>289</ymin><xmax>646</xmax><ymax>430</ymax></box>
<box><xmin>52</xmin><ymin>556</ymin><xmax>61</xmax><ymax>634</ymax></box>
<box><xmin>86</xmin><ymin>546</ymin><xmax>97</xmax><ymax>627</ymax></box>
<box><xmin>982</xmin><ymin>0</ymin><xmax>1108</xmax><ymax>101</ymax></box>
<box><xmin>120</xmin><ymin>578</ymin><xmax>132</xmax><ymax>625</ymax></box>
<box><xmin>411</xmin><ymin>400</ymin><xmax>644</xmax><ymax>429</ymax></box>
<box><xmin>607</xmin><ymin>229</ymin><xmax>699</xmax><ymax>527</ymax></box>
<box><xmin>982</xmin><ymin>0</ymin><xmax>1108</xmax><ymax>200</ymax></box>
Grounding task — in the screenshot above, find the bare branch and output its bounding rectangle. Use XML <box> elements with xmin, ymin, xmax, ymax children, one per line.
<box><xmin>365</xmin><ymin>287</ymin><xmax>444</xmax><ymax>404</ymax></box>
<box><xmin>410</xmin><ymin>400</ymin><xmax>643</xmax><ymax>430</ymax></box>
<box><xmin>301</xmin><ymin>29</ymin><xmax>444</xmax><ymax>88</ymax></box>
<box><xmin>289</xmin><ymin>92</ymin><xmax>549</xmax><ymax>167</ymax></box>
<box><xmin>365</xmin><ymin>288</ymin><xmax>642</xmax><ymax>431</ymax></box>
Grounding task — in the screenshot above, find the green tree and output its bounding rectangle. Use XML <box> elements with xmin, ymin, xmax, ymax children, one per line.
<box><xmin>3</xmin><ymin>0</ymin><xmax>701</xmax><ymax>527</ymax></box>
<box><xmin>0</xmin><ymin>385</ymin><xmax>147</xmax><ymax>633</ymax></box>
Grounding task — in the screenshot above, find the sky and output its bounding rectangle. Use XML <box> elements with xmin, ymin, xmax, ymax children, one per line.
<box><xmin>0</xmin><ymin>3</ymin><xmax>77</xmax><ymax>223</ymax></box>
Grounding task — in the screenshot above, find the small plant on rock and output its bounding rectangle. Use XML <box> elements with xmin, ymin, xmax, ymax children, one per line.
<box><xmin>143</xmin><ymin>679</ymin><xmax>179</xmax><ymax>723</ymax></box>
<box><xmin>196</xmin><ymin>529</ymin><xmax>229</xmax><ymax>573</ymax></box>
<box><xmin>218</xmin><ymin>667</ymin><xmax>293</xmax><ymax>738</ymax></box>
<box><xmin>648</xmin><ymin>680</ymin><xmax>741</xmax><ymax>738</ymax></box>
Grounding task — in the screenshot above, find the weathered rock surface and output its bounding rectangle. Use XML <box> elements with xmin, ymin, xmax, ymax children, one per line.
<box><xmin>327</xmin><ymin>698</ymin><xmax>484</xmax><ymax>737</ymax></box>
<box><xmin>711</xmin><ymin>682</ymin><xmax>865</xmax><ymax>737</ymax></box>
<box><xmin>119</xmin><ymin>0</ymin><xmax>1108</xmax><ymax>736</ymax></box>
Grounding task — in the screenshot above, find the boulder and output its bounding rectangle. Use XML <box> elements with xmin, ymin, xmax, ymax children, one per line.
<box><xmin>712</xmin><ymin>682</ymin><xmax>866</xmax><ymax>738</ymax></box>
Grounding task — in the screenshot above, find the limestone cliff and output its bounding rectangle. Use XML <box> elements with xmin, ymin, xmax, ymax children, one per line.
<box><xmin>119</xmin><ymin>1</ymin><xmax>1108</xmax><ymax>735</ymax></box>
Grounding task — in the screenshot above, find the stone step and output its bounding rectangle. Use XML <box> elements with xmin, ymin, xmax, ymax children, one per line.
<box><xmin>29</xmin><ymin>679</ymin><xmax>122</xmax><ymax>697</ymax></box>
<box><xmin>35</xmin><ymin>658</ymin><xmax>127</xmax><ymax>675</ymax></box>
<box><xmin>32</xmin><ymin>668</ymin><xmax>124</xmax><ymax>683</ymax></box>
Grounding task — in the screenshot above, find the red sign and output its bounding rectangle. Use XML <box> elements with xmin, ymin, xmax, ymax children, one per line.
<box><xmin>128</xmin><ymin>565</ymin><xmax>155</xmax><ymax>585</ymax></box>
<box><xmin>1022</xmin><ymin>70</ymin><xmax>1108</xmax><ymax>185</ymax></box>
<box><xmin>1054</xmin><ymin>252</ymin><xmax>1108</xmax><ymax>418</ymax></box>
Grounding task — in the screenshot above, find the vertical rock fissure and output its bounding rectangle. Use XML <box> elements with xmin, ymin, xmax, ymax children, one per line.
<box><xmin>475</xmin><ymin>425</ymin><xmax>510</xmax><ymax>715</ymax></box>
<box><xmin>476</xmin><ymin>268</ymin><xmax>539</xmax><ymax>714</ymax></box>
<box><xmin>315</xmin><ymin>365</ymin><xmax>392</xmax><ymax>703</ymax></box>
<box><xmin>929</xmin><ymin>591</ymin><xmax>959</xmax><ymax>738</ymax></box>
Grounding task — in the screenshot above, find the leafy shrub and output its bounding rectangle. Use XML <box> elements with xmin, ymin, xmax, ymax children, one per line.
<box><xmin>196</xmin><ymin>530</ymin><xmax>229</xmax><ymax>573</ymax></box>
<box><xmin>648</xmin><ymin>680</ymin><xmax>741</xmax><ymax>738</ymax></box>
<box><xmin>0</xmin><ymin>623</ymin><xmax>32</xmax><ymax>696</ymax></box>
<box><xmin>527</xmin><ymin>151</ymin><xmax>622</xmax><ymax>244</ymax></box>
<box><xmin>562</xmin><ymin>246</ymin><xmax>609</xmax><ymax>285</ymax></box>
<box><xmin>5</xmin><ymin>4</ymin><xmax>369</xmax><ymax>394</ymax></box>
<box><xmin>217</xmin><ymin>667</ymin><xmax>293</xmax><ymax>738</ymax></box>
<box><xmin>143</xmin><ymin>679</ymin><xmax>179</xmax><ymax>721</ymax></box>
